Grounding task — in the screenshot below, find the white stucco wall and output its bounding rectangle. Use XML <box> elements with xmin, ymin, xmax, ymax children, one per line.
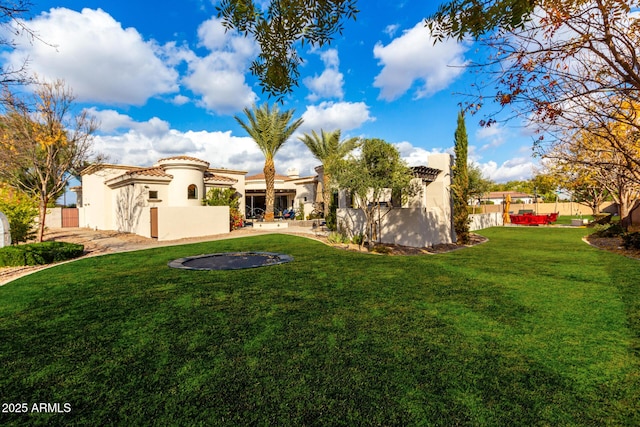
<box><xmin>165</xmin><ymin>167</ymin><xmax>205</xmax><ymax>207</ymax></box>
<box><xmin>335</xmin><ymin>153</ymin><xmax>456</xmax><ymax>248</ymax></box>
<box><xmin>469</xmin><ymin>213</ymin><xmax>503</xmax><ymax>231</ymax></box>
<box><xmin>0</xmin><ymin>211</ymin><xmax>10</xmax><ymax>247</ymax></box>
<box><xmin>337</xmin><ymin>207</ymin><xmax>455</xmax><ymax>248</ymax></box>
<box><xmin>80</xmin><ymin>167</ymin><xmax>126</xmax><ymax>230</ymax></box>
<box><xmin>45</xmin><ymin>208</ymin><xmax>62</xmax><ymax>228</ymax></box>
<box><xmin>293</xmin><ymin>181</ymin><xmax>317</xmax><ymax>218</ymax></box>
<box><xmin>155</xmin><ymin>206</ymin><xmax>229</xmax><ymax>241</ymax></box>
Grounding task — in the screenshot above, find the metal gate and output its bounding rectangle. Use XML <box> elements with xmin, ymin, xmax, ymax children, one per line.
<box><xmin>61</xmin><ymin>208</ymin><xmax>79</xmax><ymax>228</ymax></box>
<box><xmin>150</xmin><ymin>207</ymin><xmax>158</xmax><ymax>238</ymax></box>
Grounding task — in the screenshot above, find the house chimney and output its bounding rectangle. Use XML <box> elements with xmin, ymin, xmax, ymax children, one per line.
<box><xmin>286</xmin><ymin>167</ymin><xmax>299</xmax><ymax>179</ymax></box>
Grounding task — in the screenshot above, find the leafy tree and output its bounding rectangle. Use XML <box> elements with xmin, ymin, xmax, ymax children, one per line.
<box><xmin>204</xmin><ymin>187</ymin><xmax>243</xmax><ymax>230</ymax></box>
<box><xmin>0</xmin><ymin>183</ymin><xmax>38</xmax><ymax>243</ymax></box>
<box><xmin>452</xmin><ymin>110</ymin><xmax>470</xmax><ymax>244</ymax></box>
<box><xmin>298</xmin><ymin>129</ymin><xmax>360</xmax><ymax>218</ymax></box>
<box><xmin>330</xmin><ymin>138</ymin><xmax>415</xmax><ymax>249</ymax></box>
<box><xmin>468</xmin><ymin>163</ymin><xmax>493</xmax><ymax>206</ymax></box>
<box><xmin>235</xmin><ymin>102</ymin><xmax>303</xmax><ymax>222</ymax></box>
<box><xmin>0</xmin><ymin>78</ymin><xmax>100</xmax><ymax>242</ymax></box>
<box><xmin>203</xmin><ymin>187</ymin><xmax>241</xmax><ymax>210</ymax></box>
<box><xmin>544</xmin><ymin>153</ymin><xmax>609</xmax><ymax>215</ymax></box>
<box><xmin>217</xmin><ymin>0</ymin><xmax>358</xmax><ymax>101</ymax></box>
<box><xmin>547</xmin><ymin>124</ymin><xmax>640</xmax><ymax>227</ymax></box>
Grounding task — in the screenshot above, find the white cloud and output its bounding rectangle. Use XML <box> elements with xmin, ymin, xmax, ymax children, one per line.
<box><xmin>479</xmin><ymin>157</ymin><xmax>535</xmax><ymax>182</ymax></box>
<box><xmin>395</xmin><ymin>141</ymin><xmax>446</xmax><ymax>166</ymax></box>
<box><xmin>299</xmin><ymin>101</ymin><xmax>374</xmax><ymax>133</ymax></box>
<box><xmin>182</xmin><ymin>17</ymin><xmax>258</xmax><ymax>114</ymax></box>
<box><xmin>172</xmin><ymin>95</ymin><xmax>190</xmax><ymax>106</ymax></box>
<box><xmin>4</xmin><ymin>8</ymin><xmax>179</xmax><ymax>105</ymax></box>
<box><xmin>476</xmin><ymin>124</ymin><xmax>507</xmax><ymax>151</ymax></box>
<box><xmin>395</xmin><ymin>139</ymin><xmax>535</xmax><ymax>182</ymax></box>
<box><xmin>384</xmin><ymin>24</ymin><xmax>400</xmax><ymax>38</ymax></box>
<box><xmin>88</xmin><ymin>110</ymin><xmax>323</xmax><ymax>176</ymax></box>
<box><xmin>373</xmin><ymin>21</ymin><xmax>469</xmax><ymax>101</ymax></box>
<box><xmin>304</xmin><ymin>48</ymin><xmax>344</xmax><ymax>101</ymax></box>
<box><xmin>90</xmin><ymin>110</ymin><xmax>536</xmax><ymax>183</ymax></box>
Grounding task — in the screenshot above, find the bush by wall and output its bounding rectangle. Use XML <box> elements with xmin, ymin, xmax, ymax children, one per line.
<box><xmin>622</xmin><ymin>232</ymin><xmax>640</xmax><ymax>250</ymax></box>
<box><xmin>0</xmin><ymin>185</ymin><xmax>39</xmax><ymax>243</ymax></box>
<box><xmin>591</xmin><ymin>223</ymin><xmax>625</xmax><ymax>237</ymax></box>
<box><xmin>0</xmin><ymin>242</ymin><xmax>84</xmax><ymax>267</ymax></box>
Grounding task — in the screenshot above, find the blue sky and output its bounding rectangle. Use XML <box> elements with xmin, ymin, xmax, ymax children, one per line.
<box><xmin>3</xmin><ymin>0</ymin><xmax>538</xmax><ymax>182</ymax></box>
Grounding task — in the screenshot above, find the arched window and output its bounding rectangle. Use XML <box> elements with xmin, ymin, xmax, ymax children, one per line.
<box><xmin>187</xmin><ymin>184</ymin><xmax>198</xmax><ymax>200</ymax></box>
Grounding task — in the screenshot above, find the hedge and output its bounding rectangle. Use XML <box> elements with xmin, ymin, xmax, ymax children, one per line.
<box><xmin>622</xmin><ymin>232</ymin><xmax>640</xmax><ymax>250</ymax></box>
<box><xmin>0</xmin><ymin>242</ymin><xmax>85</xmax><ymax>267</ymax></box>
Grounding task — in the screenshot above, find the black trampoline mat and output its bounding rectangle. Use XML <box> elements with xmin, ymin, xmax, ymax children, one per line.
<box><xmin>168</xmin><ymin>252</ymin><xmax>294</xmax><ymax>271</ymax></box>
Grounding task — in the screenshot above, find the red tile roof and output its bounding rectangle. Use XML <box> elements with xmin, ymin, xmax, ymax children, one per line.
<box><xmin>157</xmin><ymin>155</ymin><xmax>209</xmax><ymax>164</ymax></box>
<box><xmin>121</xmin><ymin>167</ymin><xmax>173</xmax><ymax>178</ymax></box>
<box><xmin>246</xmin><ymin>173</ymin><xmax>291</xmax><ymax>181</ymax></box>
<box><xmin>204</xmin><ymin>171</ymin><xmax>237</xmax><ymax>183</ymax></box>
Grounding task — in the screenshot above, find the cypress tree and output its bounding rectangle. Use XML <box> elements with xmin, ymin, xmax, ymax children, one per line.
<box><xmin>452</xmin><ymin>110</ymin><xmax>470</xmax><ymax>244</ymax></box>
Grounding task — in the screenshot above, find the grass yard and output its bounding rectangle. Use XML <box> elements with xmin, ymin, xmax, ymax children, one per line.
<box><xmin>1</xmin><ymin>227</ymin><xmax>639</xmax><ymax>426</ymax></box>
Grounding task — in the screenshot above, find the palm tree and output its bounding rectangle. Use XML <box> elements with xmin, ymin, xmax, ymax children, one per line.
<box><xmin>235</xmin><ymin>102</ymin><xmax>303</xmax><ymax>222</ymax></box>
<box><xmin>298</xmin><ymin>129</ymin><xmax>360</xmax><ymax>217</ymax></box>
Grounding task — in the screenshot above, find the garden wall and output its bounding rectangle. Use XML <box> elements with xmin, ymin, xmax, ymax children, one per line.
<box><xmin>154</xmin><ymin>206</ymin><xmax>229</xmax><ymax>241</ymax></box>
<box><xmin>476</xmin><ymin>201</ymin><xmax>617</xmax><ymax>216</ymax></box>
<box><xmin>469</xmin><ymin>213</ymin><xmax>503</xmax><ymax>231</ymax></box>
<box><xmin>337</xmin><ymin>207</ymin><xmax>455</xmax><ymax>248</ymax></box>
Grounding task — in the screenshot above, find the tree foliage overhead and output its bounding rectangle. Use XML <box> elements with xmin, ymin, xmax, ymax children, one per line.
<box><xmin>0</xmin><ymin>0</ymin><xmax>43</xmax><ymax>86</ymax></box>
<box><xmin>0</xmin><ymin>78</ymin><xmax>100</xmax><ymax>241</ymax></box>
<box><xmin>431</xmin><ymin>0</ymin><xmax>640</xmax><ymax>227</ymax></box>
<box><xmin>427</xmin><ymin>0</ymin><xmax>537</xmax><ymax>42</ymax></box>
<box><xmin>444</xmin><ymin>1</ymin><xmax>640</xmax><ymax>138</ymax></box>
<box><xmin>216</xmin><ymin>0</ymin><xmax>358</xmax><ymax>101</ymax></box>
<box><xmin>234</xmin><ymin>102</ymin><xmax>303</xmax><ymax>221</ymax></box>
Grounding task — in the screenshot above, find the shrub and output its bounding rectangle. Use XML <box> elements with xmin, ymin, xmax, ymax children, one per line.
<box><xmin>351</xmin><ymin>233</ymin><xmax>365</xmax><ymax>245</ymax></box>
<box><xmin>296</xmin><ymin>202</ymin><xmax>304</xmax><ymax>220</ymax></box>
<box><xmin>327</xmin><ymin>231</ymin><xmax>349</xmax><ymax>244</ymax></box>
<box><xmin>622</xmin><ymin>232</ymin><xmax>640</xmax><ymax>250</ymax></box>
<box><xmin>591</xmin><ymin>213</ymin><xmax>613</xmax><ymax>225</ymax></box>
<box><xmin>0</xmin><ymin>186</ymin><xmax>39</xmax><ymax>244</ymax></box>
<box><xmin>204</xmin><ymin>188</ymin><xmax>242</xmax><ymax>230</ymax></box>
<box><xmin>306</xmin><ymin>212</ymin><xmax>323</xmax><ymax>220</ymax></box>
<box><xmin>230</xmin><ymin>208</ymin><xmax>243</xmax><ymax>230</ymax></box>
<box><xmin>325</xmin><ymin>194</ymin><xmax>337</xmax><ymax>231</ymax></box>
<box><xmin>0</xmin><ymin>241</ymin><xmax>84</xmax><ymax>267</ymax></box>
<box><xmin>592</xmin><ymin>223</ymin><xmax>625</xmax><ymax>238</ymax></box>
<box><xmin>203</xmin><ymin>188</ymin><xmax>240</xmax><ymax>209</ymax></box>
<box><xmin>371</xmin><ymin>244</ymin><xmax>392</xmax><ymax>254</ymax></box>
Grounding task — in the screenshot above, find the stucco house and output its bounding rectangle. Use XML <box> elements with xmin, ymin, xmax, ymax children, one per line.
<box><xmin>76</xmin><ymin>156</ymin><xmax>247</xmax><ymax>241</ymax></box>
<box><xmin>245</xmin><ymin>167</ymin><xmax>323</xmax><ymax>219</ymax></box>
<box><xmin>479</xmin><ymin>191</ymin><xmax>540</xmax><ymax>205</ymax></box>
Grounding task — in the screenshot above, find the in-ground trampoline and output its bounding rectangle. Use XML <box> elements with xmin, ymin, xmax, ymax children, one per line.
<box><xmin>168</xmin><ymin>252</ymin><xmax>294</xmax><ymax>271</ymax></box>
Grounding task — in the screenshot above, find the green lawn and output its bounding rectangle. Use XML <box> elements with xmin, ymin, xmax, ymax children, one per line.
<box><xmin>1</xmin><ymin>227</ymin><xmax>639</xmax><ymax>426</ymax></box>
